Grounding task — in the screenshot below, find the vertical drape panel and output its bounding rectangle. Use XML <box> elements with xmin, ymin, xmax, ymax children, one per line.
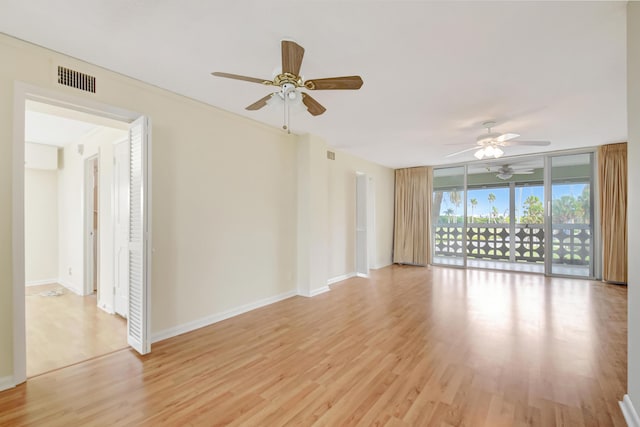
<box><xmin>598</xmin><ymin>142</ymin><xmax>627</xmax><ymax>284</ymax></box>
<box><xmin>393</xmin><ymin>167</ymin><xmax>432</xmax><ymax>265</ymax></box>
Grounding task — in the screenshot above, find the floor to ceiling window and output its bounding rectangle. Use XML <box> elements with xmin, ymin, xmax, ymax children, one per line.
<box><xmin>432</xmin><ymin>152</ymin><xmax>596</xmax><ymax>278</ymax></box>
<box><xmin>432</xmin><ymin>166</ymin><xmax>466</xmax><ymax>267</ymax></box>
<box><xmin>547</xmin><ymin>152</ymin><xmax>594</xmax><ymax>277</ymax></box>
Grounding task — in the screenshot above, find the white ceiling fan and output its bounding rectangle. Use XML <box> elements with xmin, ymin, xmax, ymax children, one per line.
<box><xmin>447</xmin><ymin>121</ymin><xmax>551</xmax><ymax>159</ymax></box>
<box><xmin>493</xmin><ymin>164</ymin><xmax>535</xmax><ymax>180</ymax></box>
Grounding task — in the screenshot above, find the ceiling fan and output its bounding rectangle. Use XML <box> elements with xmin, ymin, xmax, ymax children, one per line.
<box><xmin>492</xmin><ymin>164</ymin><xmax>535</xmax><ymax>180</ymax></box>
<box><xmin>211</xmin><ymin>40</ymin><xmax>363</xmax><ymax>133</ymax></box>
<box><xmin>446</xmin><ymin>121</ymin><xmax>551</xmax><ymax>159</ymax></box>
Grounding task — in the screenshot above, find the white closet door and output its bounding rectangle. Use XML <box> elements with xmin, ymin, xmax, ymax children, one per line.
<box><xmin>127</xmin><ymin>116</ymin><xmax>151</xmax><ymax>355</ymax></box>
<box><xmin>356</xmin><ymin>174</ymin><xmax>369</xmax><ymax>277</ymax></box>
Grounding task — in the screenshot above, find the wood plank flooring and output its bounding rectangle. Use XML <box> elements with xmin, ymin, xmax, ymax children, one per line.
<box><xmin>2</xmin><ymin>266</ymin><xmax>627</xmax><ymax>426</ymax></box>
<box><xmin>25</xmin><ymin>283</ymin><xmax>127</xmax><ymax>377</ymax></box>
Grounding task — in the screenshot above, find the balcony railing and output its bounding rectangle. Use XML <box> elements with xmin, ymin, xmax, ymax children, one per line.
<box><xmin>434</xmin><ymin>223</ymin><xmax>590</xmax><ymax>265</ymax></box>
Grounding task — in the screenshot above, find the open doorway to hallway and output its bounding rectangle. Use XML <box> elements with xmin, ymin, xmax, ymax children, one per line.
<box><xmin>24</xmin><ymin>100</ymin><xmax>129</xmax><ymax>377</ymax></box>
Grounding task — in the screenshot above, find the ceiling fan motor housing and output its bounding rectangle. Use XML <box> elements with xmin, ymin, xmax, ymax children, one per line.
<box><xmin>477</xmin><ymin>132</ymin><xmax>502</xmax><ymax>145</ymax></box>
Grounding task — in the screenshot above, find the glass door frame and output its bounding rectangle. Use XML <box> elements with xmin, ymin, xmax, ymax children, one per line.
<box><xmin>543</xmin><ymin>150</ymin><xmax>600</xmax><ymax>279</ymax></box>
<box><xmin>431</xmin><ymin>164</ymin><xmax>468</xmax><ymax>269</ymax></box>
<box><xmin>431</xmin><ymin>148</ymin><xmax>600</xmax><ymax>279</ymax></box>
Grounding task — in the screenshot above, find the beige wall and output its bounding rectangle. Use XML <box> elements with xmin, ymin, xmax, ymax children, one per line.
<box><xmin>0</xmin><ymin>34</ymin><xmax>299</xmax><ymax>379</ymax></box>
<box><xmin>0</xmin><ymin>33</ymin><xmax>395</xmax><ymax>383</ymax></box>
<box><xmin>24</xmin><ymin>168</ymin><xmax>58</xmax><ymax>284</ymax></box>
<box><xmin>327</xmin><ymin>149</ymin><xmax>394</xmax><ymax>279</ymax></box>
<box><xmin>627</xmin><ymin>0</ymin><xmax>640</xmax><ymax>411</ymax></box>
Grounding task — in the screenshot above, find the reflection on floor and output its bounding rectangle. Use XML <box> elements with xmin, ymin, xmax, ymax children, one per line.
<box><xmin>2</xmin><ymin>266</ymin><xmax>627</xmax><ymax>425</ymax></box>
<box><xmin>434</xmin><ymin>256</ymin><xmax>590</xmax><ymax>276</ymax></box>
<box><xmin>26</xmin><ymin>283</ymin><xmax>127</xmax><ymax>377</ymax></box>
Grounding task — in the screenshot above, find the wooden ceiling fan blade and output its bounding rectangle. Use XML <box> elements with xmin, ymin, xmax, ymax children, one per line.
<box><xmin>504</xmin><ymin>140</ymin><xmax>551</xmax><ymax>146</ymax></box>
<box><xmin>282</xmin><ymin>40</ymin><xmax>305</xmax><ymax>76</ymax></box>
<box><xmin>304</xmin><ymin>76</ymin><xmax>364</xmax><ymax>90</ymax></box>
<box><xmin>245</xmin><ymin>94</ymin><xmax>273</xmax><ymax>111</ymax></box>
<box><xmin>301</xmin><ymin>93</ymin><xmax>326</xmax><ymax>116</ymax></box>
<box><xmin>446</xmin><ymin>146</ymin><xmax>479</xmax><ymax>158</ymax></box>
<box><xmin>211</xmin><ymin>72</ymin><xmax>271</xmax><ymax>85</ymax></box>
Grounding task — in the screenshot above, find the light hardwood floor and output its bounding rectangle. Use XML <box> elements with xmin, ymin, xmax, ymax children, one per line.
<box><xmin>25</xmin><ymin>283</ymin><xmax>127</xmax><ymax>377</ymax></box>
<box><xmin>2</xmin><ymin>266</ymin><xmax>626</xmax><ymax>426</ymax></box>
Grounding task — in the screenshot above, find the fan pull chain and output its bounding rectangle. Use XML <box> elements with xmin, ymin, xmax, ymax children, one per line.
<box><xmin>283</xmin><ymin>92</ymin><xmax>291</xmax><ymax>134</ymax></box>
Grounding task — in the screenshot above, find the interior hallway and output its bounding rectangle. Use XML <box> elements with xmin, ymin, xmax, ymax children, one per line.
<box><xmin>26</xmin><ymin>283</ymin><xmax>127</xmax><ymax>377</ymax></box>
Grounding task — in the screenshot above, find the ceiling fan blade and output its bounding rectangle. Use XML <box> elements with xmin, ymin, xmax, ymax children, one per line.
<box><xmin>513</xmin><ymin>171</ymin><xmax>535</xmax><ymax>175</ymax></box>
<box><xmin>495</xmin><ymin>133</ymin><xmax>520</xmax><ymax>142</ymax></box>
<box><xmin>245</xmin><ymin>94</ymin><xmax>273</xmax><ymax>111</ymax></box>
<box><xmin>304</xmin><ymin>76</ymin><xmax>364</xmax><ymax>90</ymax></box>
<box><xmin>282</xmin><ymin>40</ymin><xmax>305</xmax><ymax>76</ymax></box>
<box><xmin>445</xmin><ymin>146</ymin><xmax>479</xmax><ymax>158</ymax></box>
<box><xmin>504</xmin><ymin>140</ymin><xmax>551</xmax><ymax>146</ymax></box>
<box><xmin>212</xmin><ymin>72</ymin><xmax>271</xmax><ymax>85</ymax></box>
<box><xmin>301</xmin><ymin>93</ymin><xmax>327</xmax><ymax>116</ymax></box>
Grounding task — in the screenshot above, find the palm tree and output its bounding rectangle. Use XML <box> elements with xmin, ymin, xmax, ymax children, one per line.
<box><xmin>522</xmin><ymin>195</ymin><xmax>544</xmax><ymax>224</ymax></box>
<box><xmin>470</xmin><ymin>198</ymin><xmax>478</xmax><ymax>222</ymax></box>
<box><xmin>449</xmin><ymin>191</ymin><xmax>461</xmax><ymax>221</ymax></box>
<box><xmin>445</xmin><ymin>207</ymin><xmax>455</xmax><ymax>223</ymax></box>
<box><xmin>492</xmin><ymin>206</ymin><xmax>499</xmax><ymax>223</ymax></box>
<box><xmin>488</xmin><ymin>193</ymin><xmax>496</xmax><ymax>223</ymax></box>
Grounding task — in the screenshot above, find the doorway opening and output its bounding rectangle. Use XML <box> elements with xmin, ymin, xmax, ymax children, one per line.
<box><xmin>24</xmin><ymin>101</ymin><xmax>129</xmax><ymax>377</ymax></box>
<box><xmin>13</xmin><ymin>83</ymin><xmax>152</xmax><ymax>385</ymax></box>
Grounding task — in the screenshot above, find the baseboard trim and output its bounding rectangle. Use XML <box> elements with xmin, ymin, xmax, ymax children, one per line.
<box><xmin>58</xmin><ymin>279</ymin><xmax>83</xmax><ymax>296</ymax></box>
<box><xmin>0</xmin><ymin>376</ymin><xmax>15</xmax><ymax>392</ymax></box>
<box><xmin>25</xmin><ymin>278</ymin><xmax>58</xmax><ymax>287</ymax></box>
<box><xmin>327</xmin><ymin>273</ymin><xmax>356</xmax><ymax>285</ymax></box>
<box><xmin>621</xmin><ymin>395</ymin><xmax>640</xmax><ymax>427</ymax></box>
<box><xmin>298</xmin><ymin>286</ymin><xmax>331</xmax><ymax>298</ymax></box>
<box><xmin>356</xmin><ymin>273</ymin><xmax>369</xmax><ymax>278</ymax></box>
<box><xmin>151</xmin><ymin>289</ymin><xmax>297</xmax><ymax>344</ymax></box>
<box><xmin>372</xmin><ymin>262</ymin><xmax>391</xmax><ymax>270</ymax></box>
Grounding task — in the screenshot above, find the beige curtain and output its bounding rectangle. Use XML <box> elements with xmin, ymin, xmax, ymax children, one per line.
<box><xmin>393</xmin><ymin>166</ymin><xmax>432</xmax><ymax>265</ymax></box>
<box><xmin>598</xmin><ymin>142</ymin><xmax>627</xmax><ymax>284</ymax></box>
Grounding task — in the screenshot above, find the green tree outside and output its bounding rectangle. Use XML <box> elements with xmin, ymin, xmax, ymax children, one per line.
<box><xmin>521</xmin><ymin>195</ymin><xmax>544</xmax><ymax>224</ymax></box>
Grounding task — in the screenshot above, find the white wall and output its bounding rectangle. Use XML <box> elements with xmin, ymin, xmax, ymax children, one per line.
<box><xmin>24</xmin><ymin>168</ymin><xmax>58</xmax><ymax>284</ymax></box>
<box><xmin>24</xmin><ymin>143</ymin><xmax>57</xmax><ymax>170</ymax></box>
<box><xmin>626</xmin><ymin>0</ymin><xmax>640</xmax><ymax>416</ymax></box>
<box><xmin>57</xmin><ymin>127</ymin><xmax>125</xmax><ymax>301</ymax></box>
<box><xmin>327</xmin><ymin>149</ymin><xmax>394</xmax><ymax>280</ymax></box>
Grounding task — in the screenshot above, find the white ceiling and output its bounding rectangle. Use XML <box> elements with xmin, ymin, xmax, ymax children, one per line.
<box><xmin>25</xmin><ymin>110</ymin><xmax>99</xmax><ymax>147</ymax></box>
<box><xmin>0</xmin><ymin>1</ymin><xmax>627</xmax><ymax>168</ymax></box>
<box><xmin>24</xmin><ymin>100</ymin><xmax>129</xmax><ymax>147</ymax></box>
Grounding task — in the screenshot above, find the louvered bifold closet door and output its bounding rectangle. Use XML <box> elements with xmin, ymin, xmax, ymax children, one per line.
<box><xmin>127</xmin><ymin>116</ymin><xmax>151</xmax><ymax>354</ymax></box>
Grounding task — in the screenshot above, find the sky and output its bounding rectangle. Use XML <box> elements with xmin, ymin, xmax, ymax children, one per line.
<box><xmin>439</xmin><ymin>183</ymin><xmax>589</xmax><ymax>218</ymax></box>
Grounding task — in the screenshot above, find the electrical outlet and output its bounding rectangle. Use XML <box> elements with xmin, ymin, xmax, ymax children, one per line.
<box><xmin>68</xmin><ymin>267</ymin><xmax>72</xmax><ymax>276</ymax></box>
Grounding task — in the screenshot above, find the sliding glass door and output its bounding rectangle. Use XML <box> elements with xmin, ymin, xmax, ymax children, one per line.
<box><xmin>432</xmin><ymin>166</ymin><xmax>466</xmax><ymax>267</ymax></box>
<box><xmin>547</xmin><ymin>153</ymin><xmax>595</xmax><ymax>277</ymax></box>
<box><xmin>431</xmin><ymin>153</ymin><xmax>596</xmax><ymax>278</ymax></box>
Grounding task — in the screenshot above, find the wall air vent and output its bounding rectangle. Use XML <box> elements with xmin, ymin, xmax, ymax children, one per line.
<box><xmin>57</xmin><ymin>66</ymin><xmax>96</xmax><ymax>93</ymax></box>
<box><xmin>327</xmin><ymin>150</ymin><xmax>336</xmax><ymax>160</ymax></box>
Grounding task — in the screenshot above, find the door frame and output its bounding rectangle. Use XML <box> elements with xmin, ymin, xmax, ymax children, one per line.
<box><xmin>84</xmin><ymin>155</ymin><xmax>99</xmax><ymax>296</ymax></box>
<box><xmin>12</xmin><ymin>82</ymin><xmax>151</xmax><ymax>385</ymax></box>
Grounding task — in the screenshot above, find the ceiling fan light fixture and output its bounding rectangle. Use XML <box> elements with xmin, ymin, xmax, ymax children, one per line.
<box><xmin>484</xmin><ymin>145</ymin><xmax>495</xmax><ymax>157</ymax></box>
<box><xmin>497</xmin><ymin>172</ymin><xmax>513</xmax><ymax>180</ymax></box>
